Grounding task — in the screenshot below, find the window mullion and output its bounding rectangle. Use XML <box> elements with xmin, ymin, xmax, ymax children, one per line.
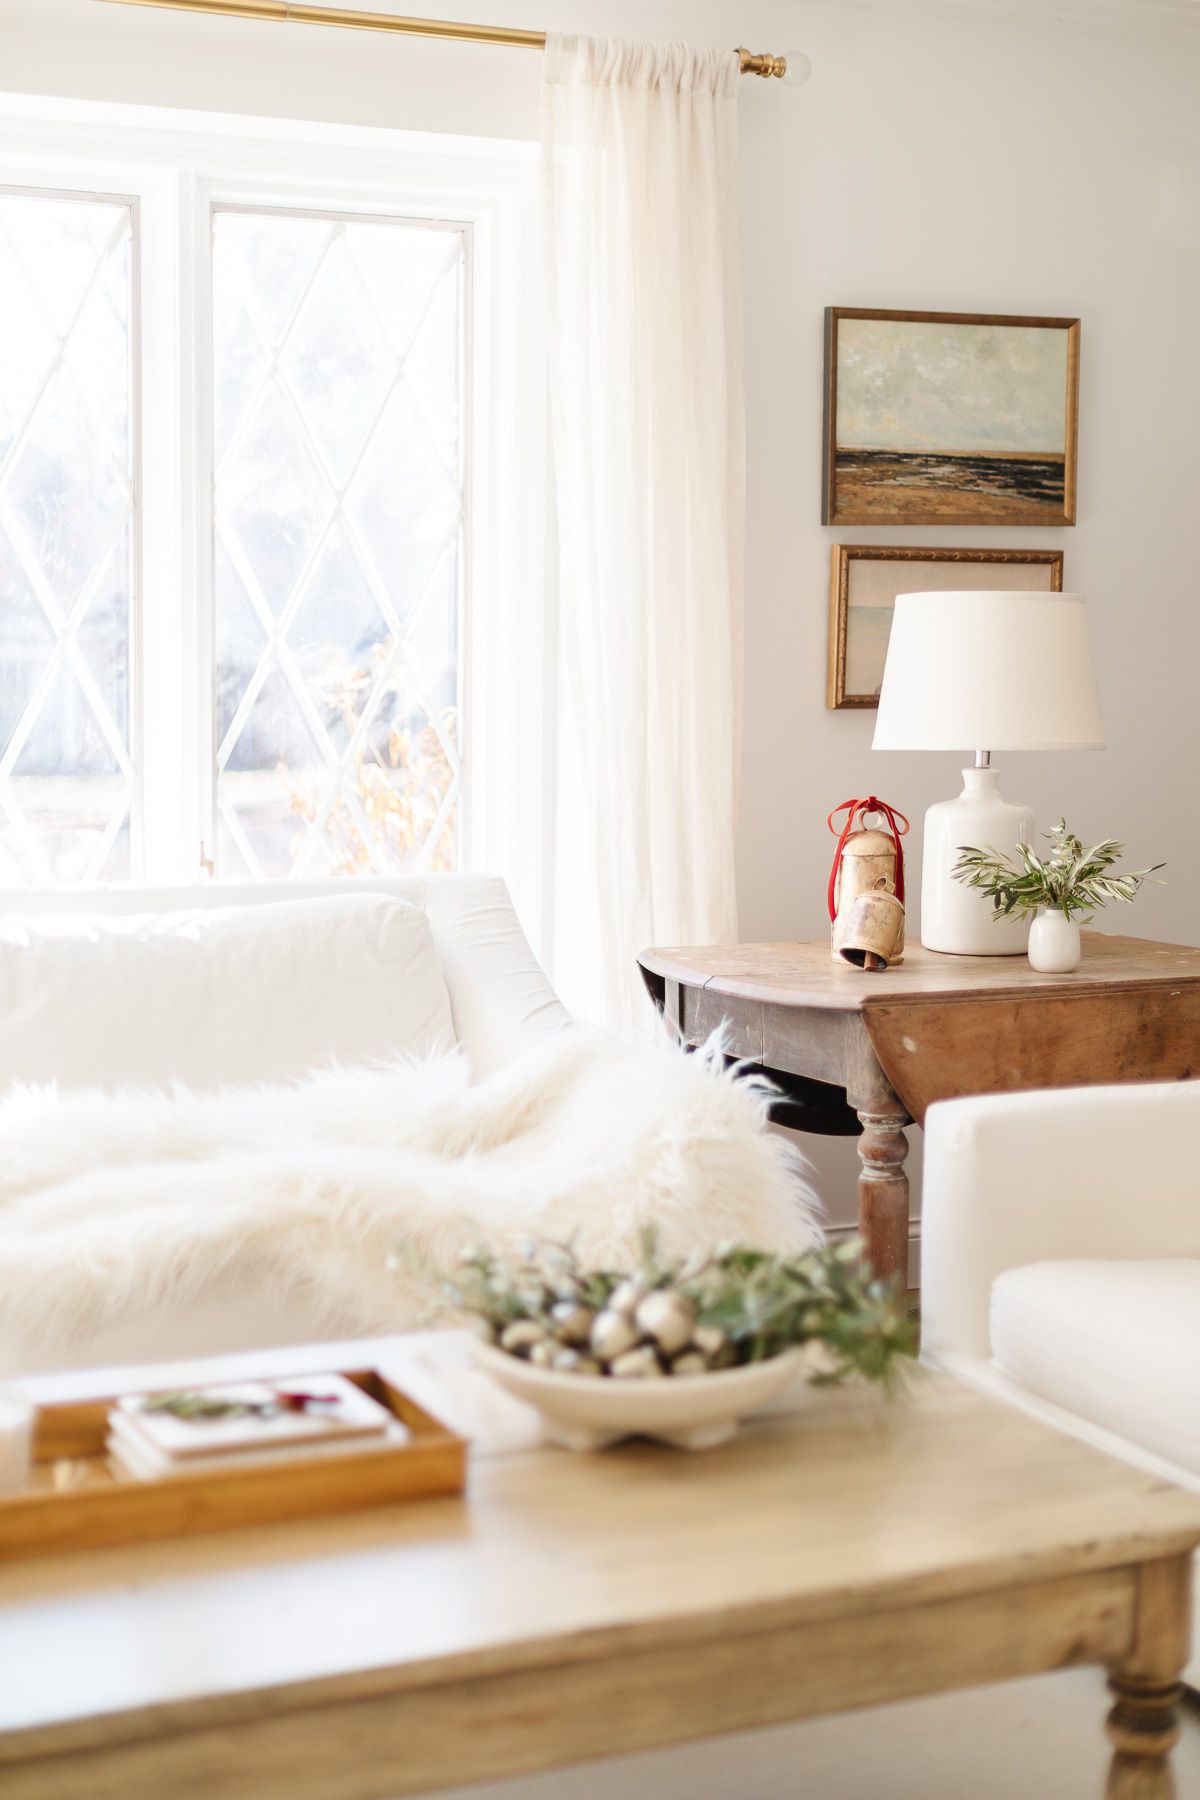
<box><xmin>137</xmin><ymin>169</ymin><xmax>213</xmax><ymax>886</ymax></box>
<box><xmin>187</xmin><ymin>176</ymin><xmax>218</xmax><ymax>882</ymax></box>
<box><xmin>134</xmin><ymin>171</ymin><xmax>181</xmax><ymax>883</ymax></box>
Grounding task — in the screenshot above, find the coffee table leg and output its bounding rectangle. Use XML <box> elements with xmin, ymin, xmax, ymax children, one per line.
<box><xmin>1106</xmin><ymin>1679</ymin><xmax>1183</xmax><ymax>1798</ymax></box>
<box><xmin>1105</xmin><ymin>1557</ymin><xmax>1191</xmax><ymax>1799</ymax></box>
<box><xmin>855</xmin><ymin>1108</ymin><xmax>910</xmax><ymax>1289</ymax></box>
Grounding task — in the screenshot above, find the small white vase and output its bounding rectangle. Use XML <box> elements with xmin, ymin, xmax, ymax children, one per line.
<box><xmin>1027</xmin><ymin>908</ymin><xmax>1081</xmax><ymax>973</ymax></box>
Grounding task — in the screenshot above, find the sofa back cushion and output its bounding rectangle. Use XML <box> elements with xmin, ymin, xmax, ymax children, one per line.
<box><xmin>0</xmin><ymin>894</ymin><xmax>456</xmax><ymax>1092</ymax></box>
<box><xmin>0</xmin><ymin>876</ymin><xmax>570</xmax><ymax>1080</ymax></box>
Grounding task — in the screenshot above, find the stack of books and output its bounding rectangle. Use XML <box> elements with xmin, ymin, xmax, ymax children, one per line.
<box><xmin>107</xmin><ymin>1374</ymin><xmax>406</xmax><ymax>1481</ymax></box>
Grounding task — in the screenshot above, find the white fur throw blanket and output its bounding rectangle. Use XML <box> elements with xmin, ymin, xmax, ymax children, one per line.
<box><xmin>0</xmin><ymin>1033</ymin><xmax>819</xmax><ymax>1357</ymax></box>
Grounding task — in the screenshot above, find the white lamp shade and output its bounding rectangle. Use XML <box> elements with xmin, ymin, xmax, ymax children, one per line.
<box><xmin>872</xmin><ymin>590</ymin><xmax>1105</xmax><ymax>753</ymax></box>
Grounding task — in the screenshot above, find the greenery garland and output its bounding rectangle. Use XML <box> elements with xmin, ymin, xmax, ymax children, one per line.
<box><xmin>445</xmin><ymin>1233</ymin><xmax>916</xmax><ymax>1389</ymax></box>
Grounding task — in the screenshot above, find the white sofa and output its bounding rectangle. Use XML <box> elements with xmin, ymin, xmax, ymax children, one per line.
<box><xmin>920</xmin><ymin>1080</ymin><xmax>1200</xmax><ymax>1682</ymax></box>
<box><xmin>0</xmin><ymin>875</ymin><xmax>570</xmax><ymax>1371</ymax></box>
<box><xmin>0</xmin><ymin>874</ymin><xmax>569</xmax><ymax>1083</ymax></box>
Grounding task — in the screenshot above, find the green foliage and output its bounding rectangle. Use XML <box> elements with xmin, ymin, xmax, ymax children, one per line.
<box><xmin>952</xmin><ymin>818</ymin><xmax>1164</xmax><ymax>924</ymax></box>
<box><xmin>445</xmin><ymin>1234</ymin><xmax>916</xmax><ymax>1392</ymax></box>
<box><xmin>141</xmin><ymin>1388</ymin><xmax>336</xmax><ymax>1423</ymax></box>
<box><xmin>142</xmin><ymin>1392</ymin><xmax>270</xmax><ymax>1423</ymax></box>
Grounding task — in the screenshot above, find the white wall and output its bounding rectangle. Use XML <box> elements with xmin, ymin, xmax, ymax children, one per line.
<box><xmin>3</xmin><ymin>0</ymin><xmax>1198</xmax><ymax>1237</ymax></box>
<box><xmin>738</xmin><ymin>0</ymin><xmax>1200</xmax><ymax>1236</ymax></box>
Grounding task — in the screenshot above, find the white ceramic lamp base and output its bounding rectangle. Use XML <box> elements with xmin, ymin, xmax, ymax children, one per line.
<box><xmin>920</xmin><ymin>767</ymin><xmax>1032</xmax><ymax>956</ymax></box>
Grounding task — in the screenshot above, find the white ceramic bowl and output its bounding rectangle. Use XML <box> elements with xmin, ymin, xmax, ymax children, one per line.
<box><xmin>475</xmin><ymin>1343</ymin><xmax>806</xmax><ymax>1451</ymax></box>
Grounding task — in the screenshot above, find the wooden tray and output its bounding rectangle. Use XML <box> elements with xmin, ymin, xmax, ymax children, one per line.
<box><xmin>0</xmin><ymin>1369</ymin><xmax>466</xmax><ymax>1560</ymax></box>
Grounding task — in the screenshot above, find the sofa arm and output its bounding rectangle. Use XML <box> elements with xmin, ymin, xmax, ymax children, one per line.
<box><xmin>422</xmin><ymin>876</ymin><xmax>572</xmax><ymax>1076</ymax></box>
<box><xmin>920</xmin><ymin>1081</ymin><xmax>1200</xmax><ymax>1367</ymax></box>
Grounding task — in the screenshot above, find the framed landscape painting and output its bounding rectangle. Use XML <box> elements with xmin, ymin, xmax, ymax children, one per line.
<box><xmin>827</xmin><ymin>545</ymin><xmax>1064</xmax><ymax>709</ymax></box>
<box><xmin>822</xmin><ymin>308</ymin><xmax>1080</xmax><ymax>527</ymax></box>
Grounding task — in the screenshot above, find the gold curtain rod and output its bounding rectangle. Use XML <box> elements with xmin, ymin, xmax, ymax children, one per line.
<box><xmin>97</xmin><ymin>0</ymin><xmax>792</xmax><ymax>78</ymax></box>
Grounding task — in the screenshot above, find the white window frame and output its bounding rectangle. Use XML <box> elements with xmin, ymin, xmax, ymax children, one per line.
<box><xmin>0</xmin><ymin>93</ymin><xmax>547</xmax><ymax>938</ymax></box>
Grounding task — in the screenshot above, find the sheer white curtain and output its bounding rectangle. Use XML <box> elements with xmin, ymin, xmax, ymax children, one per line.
<box><xmin>542</xmin><ymin>34</ymin><xmax>745</xmax><ymax>1027</ymax></box>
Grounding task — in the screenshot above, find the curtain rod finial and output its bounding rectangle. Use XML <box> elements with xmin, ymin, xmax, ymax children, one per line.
<box><xmin>737</xmin><ymin>46</ymin><xmax>810</xmax><ymax>83</ymax></box>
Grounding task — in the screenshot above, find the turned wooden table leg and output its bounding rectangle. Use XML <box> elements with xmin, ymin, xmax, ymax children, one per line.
<box><xmin>1106</xmin><ymin>1679</ymin><xmax>1183</xmax><ymax>1798</ymax></box>
<box><xmin>855</xmin><ymin>1108</ymin><xmax>910</xmax><ymax>1288</ymax></box>
<box><xmin>1105</xmin><ymin>1557</ymin><xmax>1192</xmax><ymax>1799</ymax></box>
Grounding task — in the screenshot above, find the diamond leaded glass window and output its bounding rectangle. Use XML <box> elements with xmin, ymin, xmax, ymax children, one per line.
<box><xmin>0</xmin><ymin>191</ymin><xmax>136</xmax><ymax>886</ymax></box>
<box><xmin>212</xmin><ymin>208</ymin><xmax>465</xmax><ymax>880</ymax></box>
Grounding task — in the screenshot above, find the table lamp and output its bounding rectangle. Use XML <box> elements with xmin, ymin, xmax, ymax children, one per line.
<box><xmin>872</xmin><ymin>590</ymin><xmax>1105</xmax><ymax>955</ymax></box>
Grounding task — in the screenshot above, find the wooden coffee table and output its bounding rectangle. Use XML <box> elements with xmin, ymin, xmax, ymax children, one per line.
<box><xmin>638</xmin><ymin>932</ymin><xmax>1200</xmax><ymax>1286</ymax></box>
<box><xmin>1</xmin><ymin>1334</ymin><xmax>1199</xmax><ymax>1799</ymax></box>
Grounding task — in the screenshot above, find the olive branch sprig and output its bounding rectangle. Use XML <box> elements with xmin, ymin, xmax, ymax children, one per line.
<box><xmin>952</xmin><ymin>819</ymin><xmax>1164</xmax><ymax>924</ymax></box>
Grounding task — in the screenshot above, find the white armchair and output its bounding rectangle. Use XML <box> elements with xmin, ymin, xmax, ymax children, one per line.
<box><xmin>920</xmin><ymin>1079</ymin><xmax>1200</xmax><ymax>1681</ymax></box>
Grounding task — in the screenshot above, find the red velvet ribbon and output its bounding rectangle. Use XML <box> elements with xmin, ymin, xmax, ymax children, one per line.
<box><xmin>826</xmin><ymin>796</ymin><xmax>910</xmax><ymax>922</ymax></box>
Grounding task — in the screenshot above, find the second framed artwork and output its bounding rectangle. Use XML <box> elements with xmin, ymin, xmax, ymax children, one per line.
<box><xmin>827</xmin><ymin>545</ymin><xmax>1064</xmax><ymax>709</ymax></box>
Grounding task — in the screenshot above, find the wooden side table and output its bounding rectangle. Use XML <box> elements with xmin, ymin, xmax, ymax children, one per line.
<box><xmin>638</xmin><ymin>933</ymin><xmax>1200</xmax><ymax>1287</ymax></box>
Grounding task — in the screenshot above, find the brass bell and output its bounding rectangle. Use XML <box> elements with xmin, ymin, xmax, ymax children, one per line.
<box><xmin>831</xmin><ymin>828</ymin><xmax>905</xmax><ymax>964</ymax></box>
<box><xmin>837</xmin><ymin>878</ymin><xmax>906</xmax><ymax>972</ymax></box>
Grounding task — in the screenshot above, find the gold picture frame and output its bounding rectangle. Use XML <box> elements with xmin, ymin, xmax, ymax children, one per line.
<box><xmin>827</xmin><ymin>544</ymin><xmax>1065</xmax><ymax>710</ymax></box>
<box><xmin>822</xmin><ymin>308</ymin><xmax>1081</xmax><ymax>528</ymax></box>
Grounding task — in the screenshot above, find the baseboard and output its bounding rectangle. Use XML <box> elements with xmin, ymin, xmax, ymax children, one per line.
<box><xmin>825</xmin><ymin>1220</ymin><xmax>921</xmax><ymax>1290</ymax></box>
